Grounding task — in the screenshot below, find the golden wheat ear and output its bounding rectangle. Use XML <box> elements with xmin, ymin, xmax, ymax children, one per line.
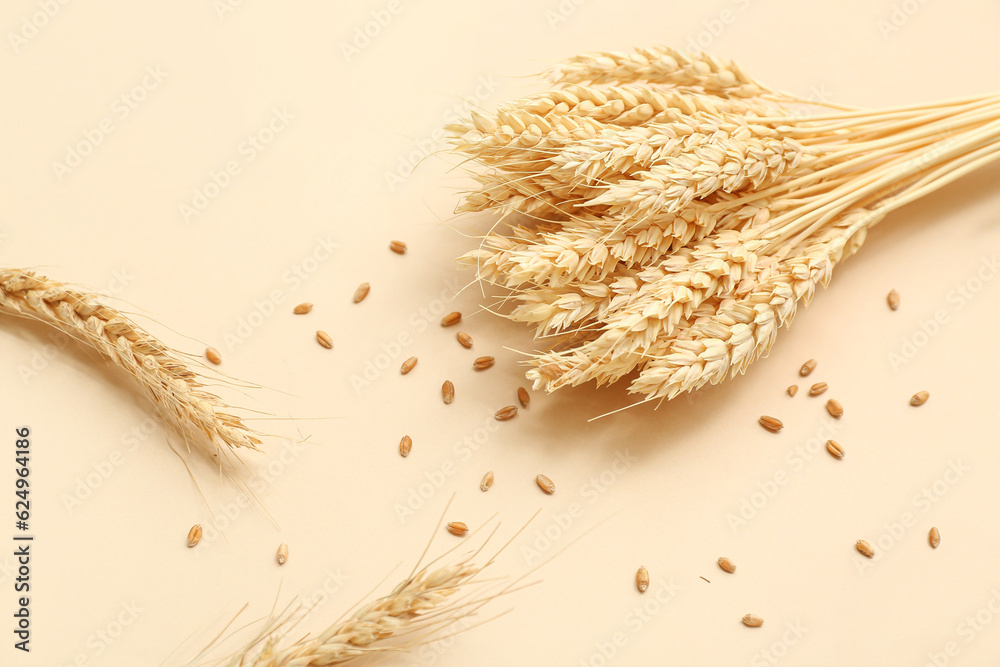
<box><xmin>0</xmin><ymin>269</ymin><xmax>261</xmax><ymax>457</ymax></box>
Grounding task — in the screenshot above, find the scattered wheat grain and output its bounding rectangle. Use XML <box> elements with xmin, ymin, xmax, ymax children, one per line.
<box><xmin>887</xmin><ymin>289</ymin><xmax>900</xmax><ymax>311</ymax></box>
<box><xmin>187</xmin><ymin>524</ymin><xmax>202</xmax><ymax>548</ymax></box>
<box><xmin>293</xmin><ymin>302</ymin><xmax>313</xmax><ymax>314</ymax></box>
<box><xmin>276</xmin><ymin>543</ymin><xmax>288</xmax><ymax>565</ymax></box>
<box><xmin>536</xmin><ymin>474</ymin><xmax>555</xmax><ymax>495</ymax></box>
<box><xmin>636</xmin><ymin>566</ymin><xmax>649</xmax><ymax>593</ymax></box>
<box><xmin>442</xmin><ymin>380</ymin><xmax>455</xmax><ymax>404</ymax></box>
<box><xmin>929</xmin><ymin>527</ymin><xmax>941</xmax><ymax>549</ymax></box>
<box><xmin>205</xmin><ymin>347</ymin><xmax>222</xmax><ymax>365</ymax></box>
<box><xmin>518</xmin><ymin>387</ymin><xmax>530</xmax><ymax>407</ymax></box>
<box><xmin>399</xmin><ymin>435</ymin><xmax>412</xmax><ymax>458</ymax></box>
<box><xmin>742</xmin><ymin>614</ymin><xmax>764</xmax><ymax>628</ymax></box>
<box><xmin>911</xmin><ymin>390</ymin><xmax>929</xmax><ymax>406</ymax></box>
<box><xmin>856</xmin><ymin>540</ymin><xmax>875</xmax><ymax>558</ymax></box>
<box><xmin>353</xmin><ymin>282</ymin><xmax>371</xmax><ymax>303</ymax></box>
<box><xmin>441</xmin><ymin>312</ymin><xmax>462</xmax><ymax>327</ymax></box>
<box><xmin>457</xmin><ymin>331</ymin><xmax>473</xmax><ymax>348</ymax></box>
<box><xmin>316</xmin><ymin>331</ymin><xmax>333</xmax><ymax>349</ymax></box>
<box><xmin>390</xmin><ymin>240</ymin><xmax>408</xmax><ymax>254</ymax></box>
<box><xmin>480</xmin><ymin>471</ymin><xmax>494</xmax><ymax>492</ymax></box>
<box><xmin>718</xmin><ymin>557</ymin><xmax>736</xmax><ymax>573</ymax></box>
<box><xmin>447</xmin><ymin>522</ymin><xmax>468</xmax><ymax>537</ymax></box>
<box><xmin>826</xmin><ymin>440</ymin><xmax>845</xmax><ymax>459</ymax></box>
<box><xmin>787</xmin><ymin>385</ymin><xmax>798</xmax><ymax>397</ymax></box>
<box><xmin>401</xmin><ymin>356</ymin><xmax>418</xmax><ymax>374</ymax></box>
<box><xmin>800</xmin><ymin>359</ymin><xmax>817</xmax><ymax>376</ymax></box>
<box><xmin>474</xmin><ymin>356</ymin><xmax>495</xmax><ymax>371</ymax></box>
<box><xmin>495</xmin><ymin>405</ymin><xmax>518</xmax><ymax>421</ymax></box>
<box><xmin>809</xmin><ymin>382</ymin><xmax>828</xmax><ymax>396</ymax></box>
<box><xmin>759</xmin><ymin>416</ymin><xmax>783</xmax><ymax>433</ymax></box>
<box><xmin>826</xmin><ymin>399</ymin><xmax>843</xmax><ymax>418</ymax></box>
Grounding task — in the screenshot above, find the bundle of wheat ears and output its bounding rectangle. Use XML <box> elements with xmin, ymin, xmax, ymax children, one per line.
<box><xmin>449</xmin><ymin>46</ymin><xmax>1000</xmax><ymax>402</ymax></box>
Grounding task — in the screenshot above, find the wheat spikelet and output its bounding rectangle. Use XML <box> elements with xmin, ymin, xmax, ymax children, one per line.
<box><xmin>544</xmin><ymin>45</ymin><xmax>768</xmax><ymax>98</ymax></box>
<box><xmin>0</xmin><ymin>269</ymin><xmax>260</xmax><ymax>455</ymax></box>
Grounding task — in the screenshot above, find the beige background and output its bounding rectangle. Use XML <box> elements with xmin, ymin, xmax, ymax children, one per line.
<box><xmin>2</xmin><ymin>0</ymin><xmax>1000</xmax><ymax>664</ymax></box>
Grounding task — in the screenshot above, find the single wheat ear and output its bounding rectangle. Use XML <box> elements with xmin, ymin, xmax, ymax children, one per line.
<box><xmin>200</xmin><ymin>510</ymin><xmax>520</xmax><ymax>667</ymax></box>
<box><xmin>0</xmin><ymin>269</ymin><xmax>261</xmax><ymax>457</ymax></box>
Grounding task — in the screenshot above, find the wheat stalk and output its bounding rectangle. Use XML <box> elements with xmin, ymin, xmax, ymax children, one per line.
<box><xmin>448</xmin><ymin>46</ymin><xmax>1000</xmax><ymax>402</ymax></box>
<box><xmin>0</xmin><ymin>269</ymin><xmax>260</xmax><ymax>456</ymax></box>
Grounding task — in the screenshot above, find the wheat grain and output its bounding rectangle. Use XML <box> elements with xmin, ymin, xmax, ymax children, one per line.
<box><xmin>276</xmin><ymin>543</ymin><xmax>288</xmax><ymax>565</ymax></box>
<box><xmin>808</xmin><ymin>382</ymin><xmax>828</xmax><ymax>396</ymax></box>
<box><xmin>187</xmin><ymin>524</ymin><xmax>203</xmax><ymax>548</ymax></box>
<box><xmin>929</xmin><ymin>527</ymin><xmax>941</xmax><ymax>548</ymax></box>
<box><xmin>316</xmin><ymin>331</ymin><xmax>333</xmax><ymax>349</ymax></box>
<box><xmin>856</xmin><ymin>540</ymin><xmax>875</xmax><ymax>558</ymax></box>
<box><xmin>480</xmin><ymin>471</ymin><xmax>494</xmax><ymax>491</ymax></box>
<box><xmin>494</xmin><ymin>405</ymin><xmax>518</xmax><ymax>421</ymax></box>
<box><xmin>742</xmin><ymin>614</ymin><xmax>764</xmax><ymax>628</ymax></box>
<box><xmin>826</xmin><ymin>440</ymin><xmax>845</xmax><ymax>459</ymax></box>
<box><xmin>718</xmin><ymin>557</ymin><xmax>736</xmax><ymax>573</ymax></box>
<box><xmin>442</xmin><ymin>380</ymin><xmax>455</xmax><ymax>404</ymax></box>
<box><xmin>353</xmin><ymin>282</ymin><xmax>371</xmax><ymax>303</ymax></box>
<box><xmin>441</xmin><ymin>312</ymin><xmax>462</xmax><ymax>327</ymax></box>
<box><xmin>399</xmin><ymin>435</ymin><xmax>412</xmax><ymax>458</ymax></box>
<box><xmin>473</xmin><ymin>356</ymin><xmax>495</xmax><ymax>370</ymax></box>
<box><xmin>401</xmin><ymin>356</ymin><xmax>418</xmax><ymax>374</ymax></box>
<box><xmin>456</xmin><ymin>331</ymin><xmax>473</xmax><ymax>348</ymax></box>
<box><xmin>911</xmin><ymin>390</ymin><xmax>929</xmax><ymax>406</ymax></box>
<box><xmin>390</xmin><ymin>240</ymin><xmax>408</xmax><ymax>254</ymax></box>
<box><xmin>517</xmin><ymin>387</ymin><xmax>530</xmax><ymax>407</ymax></box>
<box><xmin>293</xmin><ymin>302</ymin><xmax>313</xmax><ymax>314</ymax></box>
<box><xmin>636</xmin><ymin>566</ymin><xmax>649</xmax><ymax>593</ymax></box>
<box><xmin>205</xmin><ymin>347</ymin><xmax>222</xmax><ymax>365</ymax></box>
<box><xmin>536</xmin><ymin>474</ymin><xmax>555</xmax><ymax>494</ymax></box>
<box><xmin>446</xmin><ymin>522</ymin><xmax>468</xmax><ymax>537</ymax></box>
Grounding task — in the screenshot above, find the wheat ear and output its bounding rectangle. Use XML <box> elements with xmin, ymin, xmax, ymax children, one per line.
<box><xmin>0</xmin><ymin>269</ymin><xmax>261</xmax><ymax>456</ymax></box>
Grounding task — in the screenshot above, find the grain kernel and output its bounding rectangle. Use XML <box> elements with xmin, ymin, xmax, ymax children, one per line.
<box><xmin>929</xmin><ymin>527</ymin><xmax>941</xmax><ymax>549</ymax></box>
<box><xmin>456</xmin><ymin>331</ymin><xmax>473</xmax><ymax>348</ymax></box>
<box><xmin>480</xmin><ymin>471</ymin><xmax>494</xmax><ymax>492</ymax></box>
<box><xmin>718</xmin><ymin>557</ymin><xmax>736</xmax><ymax>573</ymax></box>
<box><xmin>400</xmin><ymin>356</ymin><xmax>417</xmax><ymax>375</ymax></box>
<box><xmin>742</xmin><ymin>614</ymin><xmax>764</xmax><ymax>628</ymax></box>
<box><xmin>759</xmin><ymin>416</ymin><xmax>783</xmax><ymax>433</ymax></box>
<box><xmin>911</xmin><ymin>390</ymin><xmax>929</xmax><ymax>406</ymax></box>
<box><xmin>399</xmin><ymin>435</ymin><xmax>412</xmax><ymax>458</ymax></box>
<box><xmin>316</xmin><ymin>331</ymin><xmax>333</xmax><ymax>349</ymax></box>
<box><xmin>826</xmin><ymin>399</ymin><xmax>843</xmax><ymax>418</ymax></box>
<box><xmin>205</xmin><ymin>347</ymin><xmax>222</xmax><ymax>365</ymax></box>
<box><xmin>473</xmin><ymin>356</ymin><xmax>495</xmax><ymax>371</ymax></box>
<box><xmin>494</xmin><ymin>405</ymin><xmax>518</xmax><ymax>421</ymax></box>
<box><xmin>517</xmin><ymin>387</ymin><xmax>530</xmax><ymax>408</ymax></box>
<box><xmin>786</xmin><ymin>384</ymin><xmax>798</xmax><ymax>397</ymax></box>
<box><xmin>276</xmin><ymin>543</ymin><xmax>288</xmax><ymax>565</ymax></box>
<box><xmin>447</xmin><ymin>522</ymin><xmax>468</xmax><ymax>537</ymax></box>
<box><xmin>441</xmin><ymin>312</ymin><xmax>462</xmax><ymax>327</ymax></box>
<box><xmin>887</xmin><ymin>289</ymin><xmax>900</xmax><ymax>311</ymax></box>
<box><xmin>536</xmin><ymin>474</ymin><xmax>555</xmax><ymax>495</ymax></box>
<box><xmin>856</xmin><ymin>539</ymin><xmax>875</xmax><ymax>558</ymax></box>
<box><xmin>800</xmin><ymin>359</ymin><xmax>817</xmax><ymax>376</ymax></box>
<box><xmin>442</xmin><ymin>380</ymin><xmax>455</xmax><ymax>404</ymax></box>
<box><xmin>808</xmin><ymin>381</ymin><xmax>828</xmax><ymax>396</ymax></box>
<box><xmin>353</xmin><ymin>282</ymin><xmax>371</xmax><ymax>303</ymax></box>
<box><xmin>389</xmin><ymin>240</ymin><xmax>407</xmax><ymax>255</ymax></box>
<box><xmin>826</xmin><ymin>440</ymin><xmax>845</xmax><ymax>459</ymax></box>
<box><xmin>636</xmin><ymin>566</ymin><xmax>649</xmax><ymax>593</ymax></box>
<box><xmin>293</xmin><ymin>302</ymin><xmax>313</xmax><ymax>314</ymax></box>
<box><xmin>187</xmin><ymin>524</ymin><xmax>202</xmax><ymax>548</ymax></box>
